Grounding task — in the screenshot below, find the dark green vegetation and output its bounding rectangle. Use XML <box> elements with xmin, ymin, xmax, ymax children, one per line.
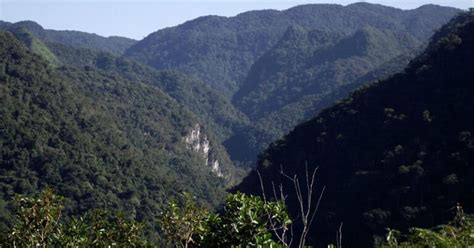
<box><xmin>125</xmin><ymin>3</ymin><xmax>458</xmax><ymax>96</ymax></box>
<box><xmin>0</xmin><ymin>20</ymin><xmax>136</xmax><ymax>55</ymax></box>
<box><xmin>0</xmin><ymin>3</ymin><xmax>471</xmax><ymax>247</ymax></box>
<box><xmin>4</xmin><ymin>4</ymin><xmax>458</xmax><ymax>167</ymax></box>
<box><xmin>158</xmin><ymin>193</ymin><xmax>474</xmax><ymax>248</ymax></box>
<box><xmin>0</xmin><ymin>31</ymin><xmax>241</xmax><ymax>241</ymax></box>
<box><xmin>0</xmin><ymin>188</ymin><xmax>148</xmax><ymax>247</ymax></box>
<box><xmin>3</xmin><ymin>23</ymin><xmax>254</xmax><ymax>166</ymax></box>
<box><xmin>232</xmin><ymin>26</ymin><xmax>422</xmax><ymax>155</ymax></box>
<box><xmin>5</xmin><ymin>27</ymin><xmax>60</xmax><ymax>66</ymax></box>
<box><xmin>383</xmin><ymin>205</ymin><xmax>474</xmax><ymax>248</ymax></box>
<box><xmin>224</xmin><ymin>50</ymin><xmax>420</xmax><ymax>163</ymax></box>
<box><xmin>159</xmin><ymin>192</ymin><xmax>291</xmax><ymax>247</ymax></box>
<box><xmin>235</xmin><ymin>26</ymin><xmax>420</xmax><ymax>119</ymax></box>
<box><xmin>238</xmin><ymin>11</ymin><xmax>474</xmax><ymax>247</ymax></box>
<box><xmin>2</xmin><ymin>189</ymin><xmax>472</xmax><ymax>247</ymax></box>
<box><xmin>45</xmin><ymin>42</ymin><xmax>250</xmax><ymax>147</ymax></box>
<box><xmin>125</xmin><ymin>4</ymin><xmax>459</xmax><ymax>164</ymax></box>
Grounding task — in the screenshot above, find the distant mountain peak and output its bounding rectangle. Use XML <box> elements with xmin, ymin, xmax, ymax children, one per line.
<box><xmin>126</xmin><ymin>3</ymin><xmax>459</xmax><ymax>96</ymax></box>
<box><xmin>347</xmin><ymin>1</ymin><xmax>399</xmax><ymax>9</ymax></box>
<box><xmin>12</xmin><ymin>20</ymin><xmax>44</xmax><ymax>32</ymax></box>
<box><xmin>0</xmin><ymin>20</ymin><xmax>136</xmax><ymax>55</ymax></box>
<box><xmin>415</xmin><ymin>3</ymin><xmax>456</xmax><ymax>10</ymax></box>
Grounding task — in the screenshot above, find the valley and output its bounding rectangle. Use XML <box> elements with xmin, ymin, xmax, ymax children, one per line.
<box><xmin>0</xmin><ymin>2</ymin><xmax>472</xmax><ymax>247</ymax></box>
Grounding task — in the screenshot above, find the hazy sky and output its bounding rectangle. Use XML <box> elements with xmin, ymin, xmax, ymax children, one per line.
<box><xmin>0</xmin><ymin>0</ymin><xmax>471</xmax><ymax>40</ymax></box>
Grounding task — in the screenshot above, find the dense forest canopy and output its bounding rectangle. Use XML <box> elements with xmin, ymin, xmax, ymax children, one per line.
<box><xmin>0</xmin><ymin>31</ymin><xmax>242</xmax><ymax>242</ymax></box>
<box><xmin>237</xmin><ymin>10</ymin><xmax>474</xmax><ymax>247</ymax></box>
<box><xmin>2</xmin><ymin>4</ymin><xmax>460</xmax><ymax>168</ymax></box>
<box><xmin>45</xmin><ymin>42</ymin><xmax>251</xmax><ymax>146</ymax></box>
<box><xmin>125</xmin><ymin>3</ymin><xmax>458</xmax><ymax>96</ymax></box>
<box><xmin>125</xmin><ymin>3</ymin><xmax>459</xmax><ymax>165</ymax></box>
<box><xmin>0</xmin><ymin>2</ymin><xmax>472</xmax><ymax>247</ymax></box>
<box><xmin>0</xmin><ymin>20</ymin><xmax>136</xmax><ymax>55</ymax></box>
<box><xmin>230</xmin><ymin>26</ymin><xmax>422</xmax><ymax>156</ymax></box>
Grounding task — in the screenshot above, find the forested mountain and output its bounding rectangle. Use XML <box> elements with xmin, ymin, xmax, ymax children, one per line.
<box><xmin>237</xmin><ymin>11</ymin><xmax>474</xmax><ymax>247</ymax></box>
<box><xmin>46</xmin><ymin>42</ymin><xmax>251</xmax><ymax>145</ymax></box>
<box><xmin>5</xmin><ymin>24</ymin><xmax>423</xmax><ymax>168</ymax></box>
<box><xmin>225</xmin><ymin>50</ymin><xmax>420</xmax><ymax>163</ymax></box>
<box><xmin>125</xmin><ymin>3</ymin><xmax>459</xmax><ymax>96</ymax></box>
<box><xmin>0</xmin><ymin>2</ymin><xmax>472</xmax><ymax>247</ymax></box>
<box><xmin>0</xmin><ymin>21</ymin><xmax>136</xmax><ymax>55</ymax></box>
<box><xmin>235</xmin><ymin>26</ymin><xmax>420</xmax><ymax>119</ymax></box>
<box><xmin>0</xmin><ymin>24</ymin><xmax>254</xmax><ymax>168</ymax></box>
<box><xmin>0</xmin><ymin>32</ymin><xmax>242</xmax><ymax>240</ymax></box>
<box><xmin>122</xmin><ymin>3</ymin><xmax>459</xmax><ymax>165</ymax></box>
<box><xmin>232</xmin><ymin>26</ymin><xmax>421</xmax><ymax>146</ymax></box>
<box><xmin>4</xmin><ymin>27</ymin><xmax>60</xmax><ymax>66</ymax></box>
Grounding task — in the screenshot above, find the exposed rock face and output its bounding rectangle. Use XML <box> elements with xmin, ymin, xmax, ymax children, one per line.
<box><xmin>184</xmin><ymin>124</ymin><xmax>223</xmax><ymax>177</ymax></box>
<box><xmin>211</xmin><ymin>160</ymin><xmax>223</xmax><ymax>177</ymax></box>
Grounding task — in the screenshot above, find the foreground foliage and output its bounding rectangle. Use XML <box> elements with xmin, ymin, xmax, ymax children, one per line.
<box><xmin>0</xmin><ymin>188</ymin><xmax>147</xmax><ymax>247</ymax></box>
<box><xmin>2</xmin><ymin>189</ymin><xmax>472</xmax><ymax>248</ymax></box>
<box><xmin>1</xmin><ymin>189</ymin><xmax>291</xmax><ymax>247</ymax></box>
<box><xmin>237</xmin><ymin>10</ymin><xmax>474</xmax><ymax>247</ymax></box>
<box><xmin>159</xmin><ymin>192</ymin><xmax>291</xmax><ymax>247</ymax></box>
<box><xmin>383</xmin><ymin>205</ymin><xmax>474</xmax><ymax>248</ymax></box>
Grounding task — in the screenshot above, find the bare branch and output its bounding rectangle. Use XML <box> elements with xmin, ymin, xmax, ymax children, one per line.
<box><xmin>260</xmin><ymin>163</ymin><xmax>325</xmax><ymax>248</ymax></box>
<box><xmin>336</xmin><ymin>222</ymin><xmax>343</xmax><ymax>248</ymax></box>
<box><xmin>257</xmin><ymin>170</ymin><xmax>268</xmax><ymax>203</ymax></box>
<box><xmin>257</xmin><ymin>169</ymin><xmax>292</xmax><ymax>247</ymax></box>
<box><xmin>308</xmin><ymin>186</ymin><xmax>325</xmax><ymax>229</ymax></box>
<box><xmin>278</xmin><ymin>164</ymin><xmax>324</xmax><ymax>248</ymax></box>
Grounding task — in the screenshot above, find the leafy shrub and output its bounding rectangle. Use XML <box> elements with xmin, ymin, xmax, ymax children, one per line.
<box><xmin>159</xmin><ymin>192</ymin><xmax>291</xmax><ymax>247</ymax></box>
<box><xmin>383</xmin><ymin>205</ymin><xmax>474</xmax><ymax>248</ymax></box>
<box><xmin>1</xmin><ymin>188</ymin><xmax>148</xmax><ymax>247</ymax></box>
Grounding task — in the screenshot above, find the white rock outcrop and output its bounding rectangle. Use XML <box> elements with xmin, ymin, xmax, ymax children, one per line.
<box><xmin>184</xmin><ymin>124</ymin><xmax>223</xmax><ymax>177</ymax></box>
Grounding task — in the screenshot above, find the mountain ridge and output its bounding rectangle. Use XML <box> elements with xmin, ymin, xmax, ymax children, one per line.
<box><xmin>0</xmin><ymin>20</ymin><xmax>136</xmax><ymax>55</ymax></box>
<box><xmin>237</xmin><ymin>10</ymin><xmax>474</xmax><ymax>247</ymax></box>
<box><xmin>0</xmin><ymin>31</ymin><xmax>242</xmax><ymax>241</ymax></box>
<box><xmin>123</xmin><ymin>4</ymin><xmax>460</xmax><ymax>166</ymax></box>
<box><xmin>125</xmin><ymin>2</ymin><xmax>459</xmax><ymax>96</ymax></box>
<box><xmin>228</xmin><ymin>25</ymin><xmax>422</xmax><ymax>160</ymax></box>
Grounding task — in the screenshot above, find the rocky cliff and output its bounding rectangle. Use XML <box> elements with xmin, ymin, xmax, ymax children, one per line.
<box><xmin>184</xmin><ymin>124</ymin><xmax>224</xmax><ymax>177</ymax></box>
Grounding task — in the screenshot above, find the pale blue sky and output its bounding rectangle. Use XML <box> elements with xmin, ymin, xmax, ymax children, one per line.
<box><xmin>0</xmin><ymin>0</ymin><xmax>471</xmax><ymax>40</ymax></box>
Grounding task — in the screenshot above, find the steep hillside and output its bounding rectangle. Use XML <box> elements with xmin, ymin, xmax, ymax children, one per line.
<box><xmin>230</xmin><ymin>26</ymin><xmax>421</xmax><ymax>151</ymax></box>
<box><xmin>42</xmin><ymin>42</ymin><xmax>256</xmax><ymax>168</ymax></box>
<box><xmin>0</xmin><ymin>32</ymin><xmax>240</xmax><ymax>240</ymax></box>
<box><xmin>227</xmin><ymin>52</ymin><xmax>418</xmax><ymax>163</ymax></box>
<box><xmin>48</xmin><ymin>42</ymin><xmax>250</xmax><ymax>143</ymax></box>
<box><xmin>0</xmin><ymin>21</ymin><xmax>135</xmax><ymax>55</ymax></box>
<box><xmin>125</xmin><ymin>3</ymin><xmax>459</xmax><ymax>95</ymax></box>
<box><xmin>234</xmin><ymin>26</ymin><xmax>420</xmax><ymax>118</ymax></box>
<box><xmin>237</xmin><ymin>11</ymin><xmax>474</xmax><ymax>247</ymax></box>
<box><xmin>5</xmin><ymin>27</ymin><xmax>60</xmax><ymax>66</ymax></box>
